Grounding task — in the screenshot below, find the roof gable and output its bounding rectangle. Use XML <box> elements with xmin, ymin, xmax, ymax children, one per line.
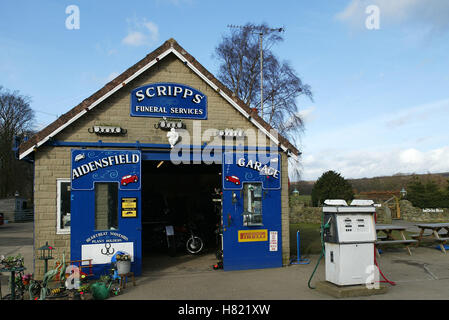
<box><xmin>19</xmin><ymin>38</ymin><xmax>299</xmax><ymax>159</ymax></box>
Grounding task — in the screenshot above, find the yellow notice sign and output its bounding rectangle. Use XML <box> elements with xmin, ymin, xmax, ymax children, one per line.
<box><xmin>121</xmin><ymin>198</ymin><xmax>137</xmax><ymax>218</ymax></box>
<box><xmin>238</xmin><ymin>229</ymin><xmax>268</xmax><ymax>242</ymax></box>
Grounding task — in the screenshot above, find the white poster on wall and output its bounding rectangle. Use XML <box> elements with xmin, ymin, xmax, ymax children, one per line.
<box><xmin>269</xmin><ymin>231</ymin><xmax>278</xmax><ymax>252</ymax></box>
<box><xmin>81</xmin><ymin>242</ymin><xmax>134</xmax><ymax>265</ymax></box>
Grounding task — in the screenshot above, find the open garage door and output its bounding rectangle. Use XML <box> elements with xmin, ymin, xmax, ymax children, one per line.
<box><xmin>221</xmin><ymin>152</ymin><xmax>283</xmax><ymax>271</ymax></box>
<box><xmin>140</xmin><ymin>158</ymin><xmax>222</xmax><ymax>272</ymax></box>
<box><xmin>70</xmin><ymin>149</ymin><xmax>142</xmax><ymax>276</ymax></box>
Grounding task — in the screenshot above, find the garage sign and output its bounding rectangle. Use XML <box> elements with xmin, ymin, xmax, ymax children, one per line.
<box><xmin>130</xmin><ymin>83</ymin><xmax>207</xmax><ymax>120</ymax></box>
<box><xmin>222</xmin><ymin>152</ymin><xmax>281</xmax><ymax>190</ymax></box>
<box><xmin>71</xmin><ymin>149</ymin><xmax>141</xmax><ymax>191</ymax></box>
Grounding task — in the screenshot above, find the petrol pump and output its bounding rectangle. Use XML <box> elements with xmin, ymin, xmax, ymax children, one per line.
<box><xmin>322</xmin><ymin>199</ymin><xmax>376</xmax><ymax>286</ymax></box>
<box><xmin>307</xmin><ymin>199</ymin><xmax>378</xmax><ymax>288</ymax></box>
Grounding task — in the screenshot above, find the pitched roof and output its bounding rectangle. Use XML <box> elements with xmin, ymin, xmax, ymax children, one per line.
<box><xmin>19</xmin><ymin>38</ymin><xmax>299</xmax><ymax>159</ymax></box>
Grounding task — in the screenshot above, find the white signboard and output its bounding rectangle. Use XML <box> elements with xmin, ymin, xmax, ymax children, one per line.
<box><xmin>81</xmin><ymin>242</ymin><xmax>134</xmax><ymax>265</ymax></box>
<box><xmin>269</xmin><ymin>231</ymin><xmax>278</xmax><ymax>252</ymax></box>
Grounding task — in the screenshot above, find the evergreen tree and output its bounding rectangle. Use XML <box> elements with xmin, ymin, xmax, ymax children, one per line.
<box><xmin>311</xmin><ymin>171</ymin><xmax>354</xmax><ymax>207</ymax></box>
<box><xmin>406</xmin><ymin>177</ymin><xmax>449</xmax><ymax>208</ymax></box>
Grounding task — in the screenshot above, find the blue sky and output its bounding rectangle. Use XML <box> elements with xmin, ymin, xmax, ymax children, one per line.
<box><xmin>1</xmin><ymin>0</ymin><xmax>449</xmax><ymax>180</ymax></box>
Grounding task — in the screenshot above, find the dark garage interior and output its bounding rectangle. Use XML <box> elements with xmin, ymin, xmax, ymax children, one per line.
<box><xmin>141</xmin><ymin>160</ymin><xmax>222</xmax><ymax>270</ymax></box>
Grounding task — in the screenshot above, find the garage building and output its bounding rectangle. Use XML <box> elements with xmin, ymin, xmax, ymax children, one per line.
<box><xmin>18</xmin><ymin>39</ymin><xmax>300</xmax><ymax>278</ymax></box>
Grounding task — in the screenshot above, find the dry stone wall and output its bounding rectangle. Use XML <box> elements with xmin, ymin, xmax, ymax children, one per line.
<box><xmin>289</xmin><ymin>198</ymin><xmax>449</xmax><ymax>224</ymax></box>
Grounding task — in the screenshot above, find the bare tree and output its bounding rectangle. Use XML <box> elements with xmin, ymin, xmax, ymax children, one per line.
<box><xmin>0</xmin><ymin>86</ymin><xmax>35</xmax><ymax>198</ymax></box>
<box><xmin>214</xmin><ymin>22</ymin><xmax>313</xmax><ymax>145</ymax></box>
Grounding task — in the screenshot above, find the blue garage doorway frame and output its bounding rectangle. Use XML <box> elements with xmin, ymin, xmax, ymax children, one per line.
<box><xmin>70</xmin><ymin>149</ymin><xmax>142</xmax><ymax>277</ymax></box>
<box><xmin>65</xmin><ymin>142</ymin><xmax>281</xmax><ymax>277</ymax></box>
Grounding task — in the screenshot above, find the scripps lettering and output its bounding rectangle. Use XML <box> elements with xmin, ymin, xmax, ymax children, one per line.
<box><xmin>131</xmin><ymin>83</ymin><xmax>207</xmax><ymax>120</ymax></box>
<box><xmin>134</xmin><ymin>84</ymin><xmax>204</xmax><ymax>104</ymax></box>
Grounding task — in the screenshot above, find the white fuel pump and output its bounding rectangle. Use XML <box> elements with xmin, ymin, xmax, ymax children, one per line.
<box><xmin>322</xmin><ymin>199</ymin><xmax>376</xmax><ymax>286</ymax></box>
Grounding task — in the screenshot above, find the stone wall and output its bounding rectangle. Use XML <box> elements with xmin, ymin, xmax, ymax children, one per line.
<box><xmin>399</xmin><ymin>200</ymin><xmax>449</xmax><ymax>222</ymax></box>
<box><xmin>289</xmin><ymin>196</ymin><xmax>322</xmax><ymax>224</ymax></box>
<box><xmin>289</xmin><ymin>197</ymin><xmax>449</xmax><ymax>225</ymax></box>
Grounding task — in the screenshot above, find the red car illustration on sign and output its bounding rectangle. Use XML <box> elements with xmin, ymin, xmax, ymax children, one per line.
<box><xmin>121</xmin><ymin>174</ymin><xmax>138</xmax><ymax>186</ymax></box>
<box><xmin>225</xmin><ymin>175</ymin><xmax>241</xmax><ymax>185</ymax></box>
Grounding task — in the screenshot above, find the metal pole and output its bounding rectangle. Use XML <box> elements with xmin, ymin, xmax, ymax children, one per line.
<box><xmin>259</xmin><ymin>32</ymin><xmax>263</xmax><ymax>118</ymax></box>
<box><xmin>227</xmin><ymin>24</ymin><xmax>284</xmax><ymax>119</ymax></box>
<box><xmin>290</xmin><ymin>230</ymin><xmax>310</xmax><ymax>265</ymax></box>
<box><xmin>297</xmin><ymin>230</ymin><xmax>301</xmax><ymax>259</ymax></box>
<box><xmin>11</xmin><ymin>270</ymin><xmax>16</xmax><ymax>300</ymax></box>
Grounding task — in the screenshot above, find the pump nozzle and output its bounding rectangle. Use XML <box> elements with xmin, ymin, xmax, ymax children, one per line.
<box><xmin>323</xmin><ymin>217</ymin><xmax>332</xmax><ymax>229</ymax></box>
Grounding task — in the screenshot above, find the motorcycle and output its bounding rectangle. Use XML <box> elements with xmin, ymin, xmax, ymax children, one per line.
<box><xmin>173</xmin><ymin>223</ymin><xmax>204</xmax><ymax>254</ymax></box>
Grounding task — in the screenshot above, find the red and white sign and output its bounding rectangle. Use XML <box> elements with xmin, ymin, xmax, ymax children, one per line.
<box><xmin>269</xmin><ymin>231</ymin><xmax>278</xmax><ymax>252</ymax></box>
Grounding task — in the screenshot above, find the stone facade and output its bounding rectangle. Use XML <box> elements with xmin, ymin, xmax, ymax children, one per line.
<box><xmin>31</xmin><ymin>53</ymin><xmax>292</xmax><ymax>278</ymax></box>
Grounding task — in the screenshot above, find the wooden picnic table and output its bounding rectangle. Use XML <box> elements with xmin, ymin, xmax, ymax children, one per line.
<box><xmin>375</xmin><ymin>224</ymin><xmax>417</xmax><ymax>256</ymax></box>
<box><xmin>413</xmin><ymin>223</ymin><xmax>449</xmax><ymax>254</ymax></box>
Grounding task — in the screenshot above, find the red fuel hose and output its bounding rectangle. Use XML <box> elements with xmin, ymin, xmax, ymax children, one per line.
<box><xmin>374</xmin><ymin>246</ymin><xmax>396</xmax><ymax>285</ymax></box>
<box><xmin>374</xmin><ymin>212</ymin><xmax>396</xmax><ymax>286</ymax></box>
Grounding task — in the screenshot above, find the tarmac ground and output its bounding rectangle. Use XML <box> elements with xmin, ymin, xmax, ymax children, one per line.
<box><xmin>1</xmin><ymin>221</ymin><xmax>449</xmax><ymax>300</ymax></box>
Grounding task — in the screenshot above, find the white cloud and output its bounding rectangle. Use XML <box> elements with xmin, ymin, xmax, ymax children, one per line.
<box><xmin>298</xmin><ymin>96</ymin><xmax>449</xmax><ymax>180</ymax></box>
<box><xmin>122</xmin><ymin>18</ymin><xmax>159</xmax><ymax>47</ymax></box>
<box><xmin>284</xmin><ymin>106</ymin><xmax>316</xmax><ymax>129</ymax></box>
<box><xmin>336</xmin><ymin>0</ymin><xmax>449</xmax><ymax>33</ymax></box>
<box><xmin>301</xmin><ymin>146</ymin><xmax>449</xmax><ymax>180</ymax></box>
<box><xmin>384</xmin><ymin>98</ymin><xmax>449</xmax><ymax>129</ymax></box>
<box><xmin>297</xmin><ymin>106</ymin><xmax>316</xmax><ymax>123</ymax></box>
<box><xmin>303</xmin><ymin>97</ymin><xmax>449</xmax><ymax>155</ymax></box>
<box><xmin>143</xmin><ymin>21</ymin><xmax>159</xmax><ymax>42</ymax></box>
<box><xmin>122</xmin><ymin>31</ymin><xmax>148</xmax><ymax>46</ymax></box>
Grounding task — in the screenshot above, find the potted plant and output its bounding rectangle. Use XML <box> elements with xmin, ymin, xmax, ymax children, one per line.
<box><xmin>22</xmin><ymin>273</ymin><xmax>33</xmax><ymax>286</ymax></box>
<box><xmin>0</xmin><ymin>254</ymin><xmax>24</xmax><ymax>270</ymax></box>
<box><xmin>78</xmin><ymin>283</ymin><xmax>92</xmax><ymax>300</ymax></box>
<box><xmin>115</xmin><ymin>253</ymin><xmax>131</xmax><ymax>274</ymax></box>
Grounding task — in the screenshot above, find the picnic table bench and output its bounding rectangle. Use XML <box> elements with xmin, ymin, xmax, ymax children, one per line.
<box><xmin>413</xmin><ymin>223</ymin><xmax>449</xmax><ymax>254</ymax></box>
<box><xmin>375</xmin><ymin>224</ymin><xmax>417</xmax><ymax>256</ymax></box>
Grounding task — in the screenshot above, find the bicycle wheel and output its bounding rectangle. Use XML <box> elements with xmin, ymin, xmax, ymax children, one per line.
<box><xmin>186</xmin><ymin>236</ymin><xmax>203</xmax><ymax>254</ymax></box>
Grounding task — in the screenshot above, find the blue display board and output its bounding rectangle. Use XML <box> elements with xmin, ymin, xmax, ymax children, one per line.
<box><xmin>222</xmin><ymin>152</ymin><xmax>281</xmax><ymax>190</ymax></box>
<box><xmin>71</xmin><ymin>149</ymin><xmax>141</xmax><ymax>191</ymax></box>
<box><xmin>70</xmin><ymin>149</ymin><xmax>142</xmax><ymax>277</ymax></box>
<box><xmin>221</xmin><ymin>152</ymin><xmax>283</xmax><ymax>271</ymax></box>
<box><xmin>130</xmin><ymin>82</ymin><xmax>207</xmax><ymax>119</ymax></box>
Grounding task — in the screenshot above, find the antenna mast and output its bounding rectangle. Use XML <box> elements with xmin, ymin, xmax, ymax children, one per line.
<box><xmin>227</xmin><ymin>24</ymin><xmax>284</xmax><ymax>119</ymax></box>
